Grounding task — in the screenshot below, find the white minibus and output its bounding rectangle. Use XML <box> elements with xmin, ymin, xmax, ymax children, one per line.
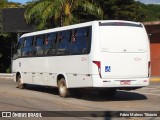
<box><xmin>12</xmin><ymin>20</ymin><xmax>150</xmax><ymax>97</ymax></box>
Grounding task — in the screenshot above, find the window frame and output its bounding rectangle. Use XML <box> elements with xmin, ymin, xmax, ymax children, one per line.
<box><xmin>13</xmin><ymin>25</ymin><xmax>92</xmax><ymax>59</ymax></box>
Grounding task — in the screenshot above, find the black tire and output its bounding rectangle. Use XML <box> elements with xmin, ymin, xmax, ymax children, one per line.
<box><xmin>99</xmin><ymin>89</ymin><xmax>117</xmax><ymax>97</ymax></box>
<box><xmin>57</xmin><ymin>78</ymin><xmax>70</xmax><ymax>97</ymax></box>
<box><xmin>17</xmin><ymin>75</ymin><xmax>24</xmax><ymax>89</ymax></box>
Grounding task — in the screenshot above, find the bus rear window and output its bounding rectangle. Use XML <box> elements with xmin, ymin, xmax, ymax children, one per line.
<box><xmin>99</xmin><ymin>22</ymin><xmax>142</xmax><ymax>27</ymax></box>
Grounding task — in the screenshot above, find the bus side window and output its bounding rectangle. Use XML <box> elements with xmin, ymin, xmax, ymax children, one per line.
<box><xmin>71</xmin><ymin>29</ymin><xmax>79</xmax><ymax>54</ymax></box>
<box><xmin>22</xmin><ymin>37</ymin><xmax>34</xmax><ymax>57</ymax></box>
<box><xmin>35</xmin><ymin>35</ymin><xmax>44</xmax><ymax>56</ymax></box>
<box><xmin>13</xmin><ymin>38</ymin><xmax>24</xmax><ymax>59</ymax></box>
<box><xmin>84</xmin><ymin>27</ymin><xmax>91</xmax><ymax>54</ymax></box>
<box><xmin>71</xmin><ymin>27</ymin><xmax>89</xmax><ymax>54</ymax></box>
<box><xmin>57</xmin><ymin>30</ymin><xmax>71</xmax><ymax>55</ymax></box>
<box><xmin>44</xmin><ymin>33</ymin><xmax>57</xmax><ymax>55</ymax></box>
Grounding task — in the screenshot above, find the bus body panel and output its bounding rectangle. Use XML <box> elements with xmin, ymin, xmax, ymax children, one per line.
<box><xmin>13</xmin><ymin>55</ymin><xmax>92</xmax><ymax>88</ymax></box>
<box><xmin>100</xmin><ymin>52</ymin><xmax>149</xmax><ymax>79</ymax></box>
<box><xmin>99</xmin><ymin>25</ymin><xmax>148</xmax><ymax>53</ymax></box>
<box><xmin>18</xmin><ymin>55</ymin><xmax>89</xmax><ymax>74</ymax></box>
<box><xmin>90</xmin><ymin>20</ymin><xmax>150</xmax><ymax>88</ymax></box>
<box><xmin>92</xmin><ymin>74</ymin><xmax>149</xmax><ymax>88</ymax></box>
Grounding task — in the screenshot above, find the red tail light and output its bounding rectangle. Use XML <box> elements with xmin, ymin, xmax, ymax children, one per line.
<box><xmin>93</xmin><ymin>61</ymin><xmax>102</xmax><ymax>78</ymax></box>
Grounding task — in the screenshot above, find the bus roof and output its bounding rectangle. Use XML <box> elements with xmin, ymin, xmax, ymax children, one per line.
<box><xmin>20</xmin><ymin>20</ymin><xmax>142</xmax><ymax>38</ymax></box>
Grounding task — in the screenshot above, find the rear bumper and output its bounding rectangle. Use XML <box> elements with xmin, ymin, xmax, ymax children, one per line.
<box><xmin>92</xmin><ymin>75</ymin><xmax>149</xmax><ymax>88</ymax></box>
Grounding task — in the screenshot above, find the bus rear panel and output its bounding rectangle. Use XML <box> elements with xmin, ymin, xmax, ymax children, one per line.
<box><xmin>91</xmin><ymin>21</ymin><xmax>150</xmax><ymax>90</ymax></box>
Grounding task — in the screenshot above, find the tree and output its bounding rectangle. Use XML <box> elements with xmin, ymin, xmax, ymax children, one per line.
<box><xmin>141</xmin><ymin>4</ymin><xmax>160</xmax><ymax>22</ymax></box>
<box><xmin>25</xmin><ymin>0</ymin><xmax>103</xmax><ymax>29</ymax></box>
<box><xmin>0</xmin><ymin>0</ymin><xmax>8</xmax><ymax>32</ymax></box>
<box><xmin>97</xmin><ymin>0</ymin><xmax>146</xmax><ymax>22</ymax></box>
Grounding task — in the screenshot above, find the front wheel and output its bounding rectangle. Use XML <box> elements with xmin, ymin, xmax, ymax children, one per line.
<box><xmin>17</xmin><ymin>75</ymin><xmax>24</xmax><ymax>89</ymax></box>
<box><xmin>57</xmin><ymin>78</ymin><xmax>70</xmax><ymax>97</ymax></box>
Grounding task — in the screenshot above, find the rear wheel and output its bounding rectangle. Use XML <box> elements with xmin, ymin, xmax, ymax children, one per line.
<box><xmin>58</xmin><ymin>78</ymin><xmax>70</xmax><ymax>97</ymax></box>
<box><xmin>17</xmin><ymin>75</ymin><xmax>24</xmax><ymax>89</ymax></box>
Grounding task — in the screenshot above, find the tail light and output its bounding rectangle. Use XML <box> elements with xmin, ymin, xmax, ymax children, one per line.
<box><xmin>93</xmin><ymin>61</ymin><xmax>102</xmax><ymax>78</ymax></box>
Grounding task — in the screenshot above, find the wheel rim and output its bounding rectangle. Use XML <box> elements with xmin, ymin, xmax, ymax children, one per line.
<box><xmin>59</xmin><ymin>82</ymin><xmax>66</xmax><ymax>95</ymax></box>
<box><xmin>17</xmin><ymin>76</ymin><xmax>22</xmax><ymax>88</ymax></box>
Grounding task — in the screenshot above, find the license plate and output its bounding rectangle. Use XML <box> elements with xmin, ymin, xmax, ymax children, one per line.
<box><xmin>120</xmin><ymin>80</ymin><xmax>131</xmax><ymax>85</ymax></box>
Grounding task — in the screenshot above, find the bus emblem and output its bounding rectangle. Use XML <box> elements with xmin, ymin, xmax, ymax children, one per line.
<box><xmin>105</xmin><ymin>66</ymin><xmax>111</xmax><ymax>72</ymax></box>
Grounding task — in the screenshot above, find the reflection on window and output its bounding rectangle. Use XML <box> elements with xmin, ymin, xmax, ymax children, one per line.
<box><xmin>35</xmin><ymin>35</ymin><xmax>44</xmax><ymax>55</ymax></box>
<box><xmin>24</xmin><ymin>37</ymin><xmax>33</xmax><ymax>47</ymax></box>
<box><xmin>57</xmin><ymin>31</ymin><xmax>71</xmax><ymax>55</ymax></box>
<box><xmin>44</xmin><ymin>33</ymin><xmax>57</xmax><ymax>55</ymax></box>
<box><xmin>71</xmin><ymin>27</ymin><xmax>90</xmax><ymax>54</ymax></box>
<box><xmin>22</xmin><ymin>37</ymin><xmax>34</xmax><ymax>56</ymax></box>
<box><xmin>13</xmin><ymin>38</ymin><xmax>24</xmax><ymax>59</ymax></box>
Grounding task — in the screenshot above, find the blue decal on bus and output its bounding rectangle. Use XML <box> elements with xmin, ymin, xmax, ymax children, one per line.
<box><xmin>105</xmin><ymin>66</ymin><xmax>111</xmax><ymax>72</ymax></box>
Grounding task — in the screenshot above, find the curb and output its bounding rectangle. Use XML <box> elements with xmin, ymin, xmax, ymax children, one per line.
<box><xmin>0</xmin><ymin>73</ymin><xmax>13</xmax><ymax>79</ymax></box>
<box><xmin>150</xmin><ymin>78</ymin><xmax>160</xmax><ymax>82</ymax></box>
<box><xmin>0</xmin><ymin>73</ymin><xmax>13</xmax><ymax>76</ymax></box>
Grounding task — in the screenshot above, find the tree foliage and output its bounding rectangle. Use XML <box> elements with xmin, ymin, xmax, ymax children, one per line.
<box><xmin>25</xmin><ymin>0</ymin><xmax>103</xmax><ymax>30</ymax></box>
<box><xmin>97</xmin><ymin>0</ymin><xmax>147</xmax><ymax>22</ymax></box>
<box><xmin>24</xmin><ymin>0</ymin><xmax>160</xmax><ymax>30</ymax></box>
<box><xmin>140</xmin><ymin>4</ymin><xmax>160</xmax><ymax>21</ymax></box>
